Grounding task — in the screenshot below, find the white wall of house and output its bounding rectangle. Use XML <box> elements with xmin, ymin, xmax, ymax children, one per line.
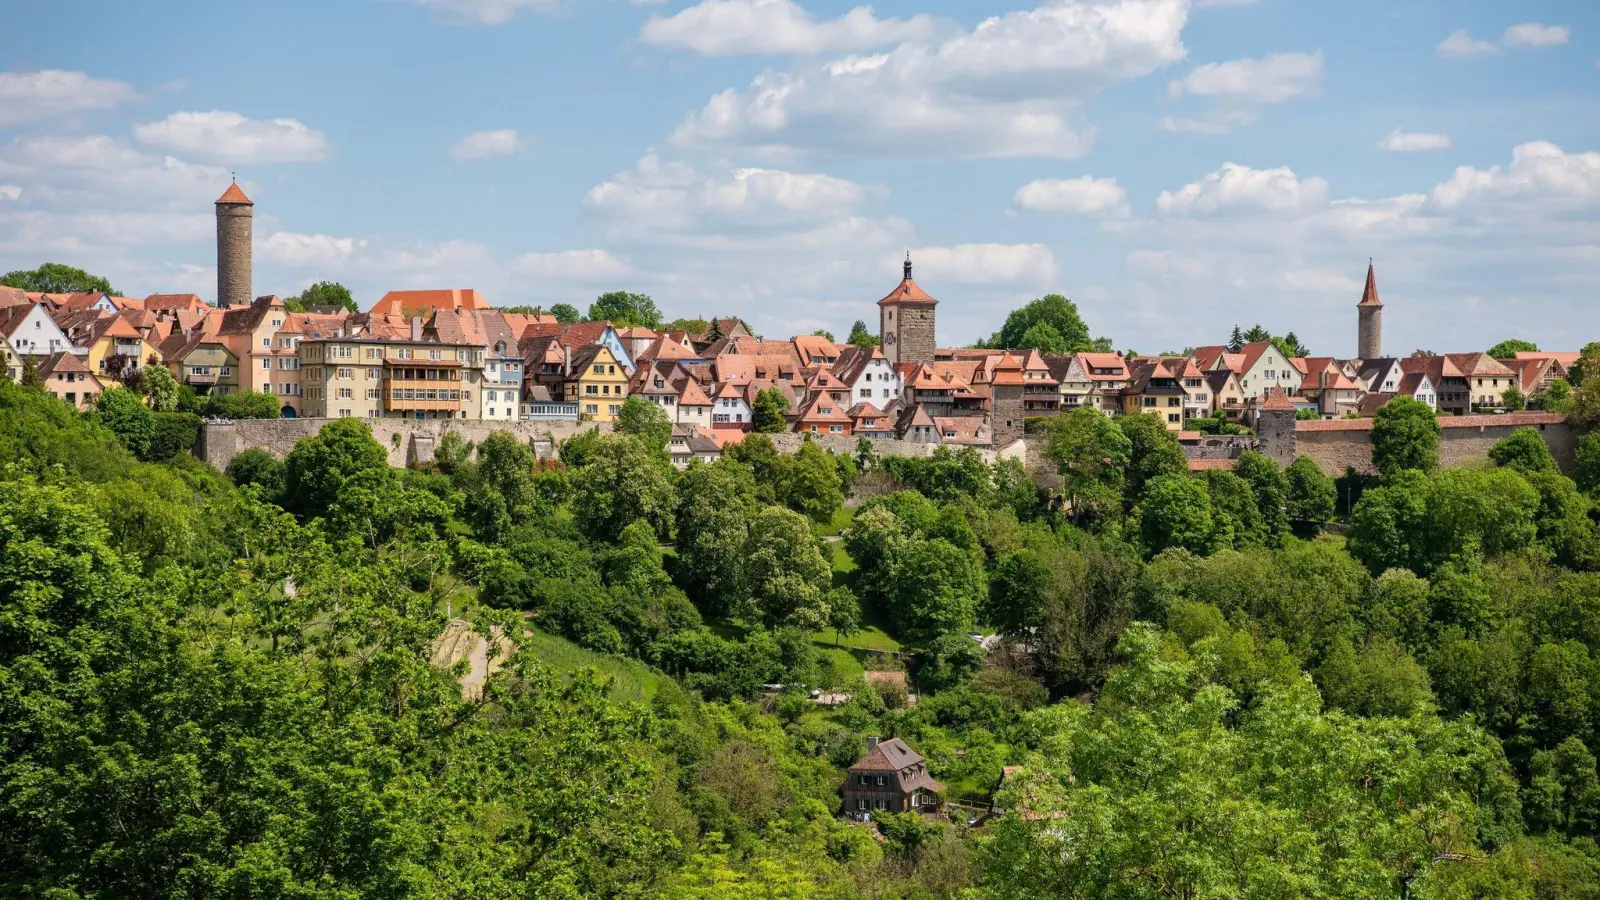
<box><xmin>846</xmin><ymin>357</ymin><xmax>901</xmax><ymax>405</ymax></box>
<box><xmin>713</xmin><ymin>395</ymin><xmax>751</xmax><ymax>425</ymax></box>
<box><xmin>1238</xmin><ymin>346</ymin><xmax>1301</xmax><ymax>400</ymax></box>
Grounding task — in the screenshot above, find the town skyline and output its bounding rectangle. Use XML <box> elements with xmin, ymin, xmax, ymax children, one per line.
<box><xmin>1</xmin><ymin>0</ymin><xmax>1596</xmax><ymax>355</ymax></box>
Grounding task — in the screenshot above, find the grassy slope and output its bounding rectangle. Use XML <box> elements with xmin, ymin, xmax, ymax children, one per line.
<box><xmin>519</xmin><ymin>627</ymin><xmax>667</xmax><ymax>703</ymax></box>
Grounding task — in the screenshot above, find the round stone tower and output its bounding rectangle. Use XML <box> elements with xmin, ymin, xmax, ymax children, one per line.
<box><xmin>1356</xmin><ymin>261</ymin><xmax>1383</xmax><ymax>360</ymax></box>
<box><xmin>215</xmin><ymin>180</ymin><xmax>254</xmax><ymax>309</ymax></box>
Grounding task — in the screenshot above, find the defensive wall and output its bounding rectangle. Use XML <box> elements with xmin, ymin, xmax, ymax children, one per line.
<box><xmin>198</xmin><ymin>411</ymin><xmax>1574</xmax><ymax>480</ymax></box>
<box><xmin>1261</xmin><ymin>412</ymin><xmax>1573</xmax><ymax>476</ymax></box>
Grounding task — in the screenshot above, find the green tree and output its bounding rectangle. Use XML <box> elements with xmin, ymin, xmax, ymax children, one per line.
<box><xmin>846</xmin><ymin>319</ymin><xmax>879</xmax><ymax>349</ymax></box>
<box><xmin>740</xmin><ymin>507</ymin><xmax>832</xmax><ymax>631</ymax></box>
<box><xmin>1233</xmin><ymin>450</ymin><xmax>1289</xmax><ymax>543</ymax></box>
<box><xmin>1</xmin><ymin>261</ymin><xmax>116</xmax><ymax>294</ymax></box>
<box><xmin>1487</xmin><ymin>338</ymin><xmax>1539</xmax><ymax>359</ymax></box>
<box><xmin>137</xmin><ymin>363</ymin><xmax>178</xmax><ymax>412</ymax></box>
<box><xmin>146</xmin><ymin>411</ymin><xmax>201</xmax><ymax>462</ymax></box>
<box><xmin>1242</xmin><ymin>324</ymin><xmax>1271</xmax><ymax>343</ymax></box>
<box><xmin>18</xmin><ymin>354</ymin><xmax>42</xmax><ymax>389</ymax></box>
<box><xmin>751</xmin><ymin>387</ymin><xmax>789</xmax><ymax>433</ymax></box>
<box><xmin>225</xmin><ymin>447</ymin><xmax>286</xmax><ymax>499</ymax></box>
<box><xmin>825</xmin><ymin>586</ymin><xmax>861</xmax><ymax>646</ymax></box>
<box><xmin>811</xmin><ymin>328</ymin><xmax>834</xmax><ymax>342</ymax></box>
<box><xmin>1227</xmin><ymin>325</ymin><xmax>1245</xmax><ymax>353</ymax></box>
<box><xmin>282</xmin><ymin>417</ymin><xmax>390</xmax><ymax>519</ymax></box>
<box><xmin>662</xmin><ymin>316</ymin><xmax>710</xmax><ymax>335</ymax></box>
<box><xmin>462</xmin><ymin>431</ymin><xmax>540</xmax><ymax>542</ymax></box>
<box><xmin>550</xmin><ymin>302</ymin><xmax>582</xmax><ymax>324</ymax></box>
<box><xmin>1117</xmin><ymin>412</ymin><xmax>1188</xmax><ymax>500</ymax></box>
<box><xmin>674</xmin><ymin>461</ymin><xmax>758</xmax><ymax>617</ymax></box>
<box><xmin>571</xmin><ymin>434</ymin><xmax>677</xmax><ymax>542</ymax></box>
<box><xmin>1139</xmin><ymin>474</ymin><xmax>1215</xmax><ymax>554</ymax></box>
<box><xmin>1017</xmin><ymin>322</ymin><xmax>1067</xmax><ymax>354</ymax></box>
<box><xmin>1574</xmin><ymin>432</ymin><xmax>1600</xmax><ymax>497</ymax></box>
<box><xmin>1503</xmin><ymin>385</ymin><xmax>1526</xmax><ymax>410</ymax></box>
<box><xmin>284</xmin><ymin>280</ymin><xmax>357</xmax><ymax>312</ymax></box>
<box><xmin>1272</xmin><ymin>331</ymin><xmax>1309</xmax><ymax>359</ymax></box>
<box><xmin>1490</xmin><ymin>427</ymin><xmax>1557</xmax><ymax>475</ymax></box>
<box><xmin>1371</xmin><ymin>396</ymin><xmax>1440</xmax><ymax>476</ymax></box>
<box><xmin>94</xmin><ymin>385</ymin><xmax>154</xmax><ymax>458</ymax></box>
<box><xmin>781</xmin><ymin>439</ymin><xmax>844</xmax><ymax>523</ymax></box>
<box><xmin>1285</xmin><ymin>455</ymin><xmax>1337</xmax><ymax>524</ymax></box>
<box><xmin>889</xmin><ymin>537</ymin><xmax>982</xmax><ymax>647</ymax></box>
<box><xmin>989</xmin><ymin>294</ymin><xmax>1093</xmax><ymax>351</ymax></box>
<box><xmin>617</xmin><ymin>395</ymin><xmax>674</xmax><ymax>452</ymax></box>
<box><xmin>203</xmin><ymin>389</ymin><xmax>281</xmax><ymax>419</ymax></box>
<box><xmin>588</xmin><ymin>291</ymin><xmax>663</xmax><ymax>329</ymax></box>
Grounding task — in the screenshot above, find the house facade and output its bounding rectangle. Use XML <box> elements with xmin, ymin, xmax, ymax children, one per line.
<box><xmin>841</xmin><ymin>737</ymin><xmax>945</xmax><ymax>818</ymax></box>
<box><xmin>567</xmin><ymin>344</ymin><xmax>630</xmax><ymax>422</ymax></box>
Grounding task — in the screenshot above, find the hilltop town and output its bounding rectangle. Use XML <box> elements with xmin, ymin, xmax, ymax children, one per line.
<box><xmin>1</xmin><ymin>181</ymin><xmax>1580</xmax><ymax>465</ymax></box>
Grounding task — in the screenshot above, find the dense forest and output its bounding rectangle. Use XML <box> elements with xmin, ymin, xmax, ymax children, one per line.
<box><xmin>4</xmin><ymin>380</ymin><xmax>1600</xmax><ymax>899</ymax></box>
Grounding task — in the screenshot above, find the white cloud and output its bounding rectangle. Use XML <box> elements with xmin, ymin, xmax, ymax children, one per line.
<box><xmin>1195</xmin><ymin>0</ymin><xmax>1260</xmax><ymax>5</ymax></box>
<box><xmin>511</xmin><ymin>249</ymin><xmax>633</xmax><ymax>278</ymax></box>
<box><xmin>1156</xmin><ymin>111</ymin><xmax>1256</xmax><ymax>134</ymax></box>
<box><xmin>640</xmin><ymin>0</ymin><xmax>937</xmax><ymax>56</ymax></box>
<box><xmin>1166</xmin><ymin>51</ymin><xmax>1322</xmax><ymax>103</ymax></box>
<box><xmin>0</xmin><ymin>185</ymin><xmax>19</xmax><ymax>201</ymax></box>
<box><xmin>134</xmin><ymin>111</ymin><xmax>332</xmax><ymax>164</ymax></box>
<box><xmin>1156</xmin><ymin>162</ymin><xmax>1329</xmax><ymax>214</ymax></box>
<box><xmin>1439</xmin><ymin>23</ymin><xmax>1570</xmax><ymax>58</ymax></box>
<box><xmin>910</xmin><ymin>243</ymin><xmax>1058</xmax><ymax>283</ymax></box>
<box><xmin>1430</xmin><ymin>141</ymin><xmax>1600</xmax><ymax>209</ymax></box>
<box><xmin>1437</xmin><ymin>29</ymin><xmax>1498</xmax><ymax>58</ymax></box>
<box><xmin>403</xmin><ymin>0</ymin><xmax>560</xmax><ymax>24</ymax></box>
<box><xmin>670</xmin><ymin>0</ymin><xmax>1189</xmax><ymax>160</ymax></box>
<box><xmin>257</xmin><ymin>231</ymin><xmax>364</xmax><ymax>266</ymax></box>
<box><xmin>0</xmin><ymin>135</ymin><xmax>232</xmax><ymax>210</ymax></box>
<box><xmin>1013</xmin><ymin>175</ymin><xmax>1128</xmax><ymax>216</ymax></box>
<box><xmin>449</xmin><ymin>129</ymin><xmax>522</xmax><ymax>162</ymax></box>
<box><xmin>0</xmin><ymin>70</ymin><xmax>136</xmax><ymax>127</ymax></box>
<box><xmin>1501</xmin><ymin>22</ymin><xmax>1570</xmax><ymax>47</ymax></box>
<box><xmin>1375</xmin><ymin>129</ymin><xmax>1453</xmax><ymax>152</ymax></box>
<box><xmin>585</xmin><ymin>154</ymin><xmax>869</xmax><ymax>235</ymax></box>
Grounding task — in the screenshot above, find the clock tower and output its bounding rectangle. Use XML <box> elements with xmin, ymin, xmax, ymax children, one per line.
<box><xmin>878</xmin><ymin>252</ymin><xmax>937</xmax><ymax>367</ymax></box>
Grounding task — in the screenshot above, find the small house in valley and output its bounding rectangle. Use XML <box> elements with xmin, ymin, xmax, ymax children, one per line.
<box><xmin>841</xmin><ymin>737</ymin><xmax>944</xmax><ymax>818</ymax></box>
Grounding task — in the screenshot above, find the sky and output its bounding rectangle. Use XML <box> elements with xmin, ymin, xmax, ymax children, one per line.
<box><xmin>0</xmin><ymin>0</ymin><xmax>1596</xmax><ymax>357</ymax></box>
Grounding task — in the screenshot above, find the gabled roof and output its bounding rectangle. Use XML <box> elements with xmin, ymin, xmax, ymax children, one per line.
<box><xmin>0</xmin><ymin>304</ymin><xmax>38</xmax><ymax>339</ymax></box>
<box><xmin>1357</xmin><ymin>263</ymin><xmax>1382</xmax><ymax>308</ymax></box>
<box><xmin>793</xmin><ymin>334</ymin><xmax>841</xmax><ymax>366</ymax></box>
<box><xmin>1401</xmin><ymin>354</ymin><xmax>1465</xmax><ymax>381</ymax></box>
<box><xmin>847</xmin><ymin>400</ymin><xmax>884</xmax><ymax>420</ymax></box>
<box><xmin>1204</xmin><ymin>368</ymin><xmax>1240</xmax><ymax>393</ymax></box>
<box><xmin>1237</xmin><ymin>341</ymin><xmax>1277</xmax><ymax>374</ymax></box>
<box><xmin>851</xmin><ymin>737</ymin><xmax>926</xmax><ymax>772</ymax></box>
<box><xmin>637</xmin><ymin>334</ymin><xmax>701</xmax><ymax>362</ymax></box>
<box><xmin>217</xmin><ymin>295</ymin><xmax>284</xmax><ymax>336</ymax></box>
<box><xmin>567</xmin><ymin>343</ymin><xmax>616</xmax><ymax>373</ymax></box>
<box><xmin>370</xmin><ymin>289</ymin><xmax>488</xmax><ymax>317</ymax></box>
<box><xmin>1191</xmin><ymin>345</ymin><xmax>1230</xmax><ymax>372</ymax></box>
<box><xmin>678</xmin><ymin>376</ymin><xmax>712</xmax><ymax>406</ymax></box>
<box><xmin>1501</xmin><ymin>357</ymin><xmax>1551</xmax><ymax>394</ymax></box>
<box><xmin>429</xmin><ymin>308</ymin><xmax>519</xmax><ymax>351</ymax></box>
<box><xmin>145</xmin><ymin>293</ymin><xmax>208</xmax><ymax>312</ymax></box>
<box><xmin>795</xmin><ymin>393</ymin><xmax>851</xmax><ymax>426</ymax></box>
<box><xmin>988</xmin><ymin>351</ymin><xmax>1025</xmax><ymax>386</ymax></box>
<box><xmin>1515</xmin><ymin>350</ymin><xmax>1580</xmax><ymax>369</ymax></box>
<box><xmin>1075</xmin><ymin>352</ymin><xmax>1128</xmax><ymax>380</ymax></box>
<box><xmin>1397</xmin><ymin>372</ymin><xmax>1431</xmax><ymax>397</ymax></box>
<box><xmin>1259</xmin><ymin>388</ymin><xmax>1296</xmax><ymax>411</ymax></box>
<box><xmin>807</xmin><ymin>367</ymin><xmax>849</xmax><ymax>392</ymax></box>
<box><xmin>931</xmin><ymin>416</ymin><xmax>991</xmax><ymax>445</ymax></box>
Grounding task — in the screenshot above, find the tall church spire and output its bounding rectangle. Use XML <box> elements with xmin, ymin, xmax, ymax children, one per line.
<box><xmin>1357</xmin><ymin>260</ymin><xmax>1382</xmax><ymax>307</ymax></box>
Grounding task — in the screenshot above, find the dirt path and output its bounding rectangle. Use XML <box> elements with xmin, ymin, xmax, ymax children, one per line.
<box><xmin>429</xmin><ymin>619</ymin><xmax>513</xmax><ymax>700</ymax></box>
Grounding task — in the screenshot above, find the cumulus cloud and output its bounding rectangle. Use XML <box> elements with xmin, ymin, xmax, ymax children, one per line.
<box><xmin>670</xmin><ymin>0</ymin><xmax>1189</xmax><ymax>159</ymax></box>
<box><xmin>402</xmin><ymin>0</ymin><xmax>560</xmax><ymax>24</ymax></box>
<box><xmin>449</xmin><ymin>129</ymin><xmax>522</xmax><ymax>161</ymax></box>
<box><xmin>1375</xmin><ymin>129</ymin><xmax>1453</xmax><ymax>152</ymax></box>
<box><xmin>0</xmin><ymin>185</ymin><xmax>19</xmax><ymax>201</ymax></box>
<box><xmin>1156</xmin><ymin>162</ymin><xmax>1330</xmax><ymax>214</ymax></box>
<box><xmin>1501</xmin><ymin>22</ymin><xmax>1570</xmax><ymax>47</ymax></box>
<box><xmin>133</xmin><ymin>111</ymin><xmax>332</xmax><ymax>164</ymax></box>
<box><xmin>1156</xmin><ymin>111</ymin><xmax>1256</xmax><ymax>134</ymax></box>
<box><xmin>1012</xmin><ymin>175</ymin><xmax>1128</xmax><ymax>216</ymax></box>
<box><xmin>1439</xmin><ymin>22</ymin><xmax>1569</xmax><ymax>58</ymax></box>
<box><xmin>511</xmin><ymin>248</ymin><xmax>633</xmax><ymax>278</ymax></box>
<box><xmin>257</xmin><ymin>232</ymin><xmax>364</xmax><ymax>266</ymax></box>
<box><xmin>641</xmin><ymin>0</ymin><xmax>938</xmax><ymax>55</ymax></box>
<box><xmin>1166</xmin><ymin>51</ymin><xmax>1322</xmax><ymax>103</ymax></box>
<box><xmin>585</xmin><ymin>154</ymin><xmax>870</xmax><ymax>236</ymax></box>
<box><xmin>1430</xmin><ymin>141</ymin><xmax>1600</xmax><ymax>209</ymax></box>
<box><xmin>0</xmin><ymin>135</ymin><xmax>232</xmax><ymax>210</ymax></box>
<box><xmin>0</xmin><ymin>70</ymin><xmax>136</xmax><ymax>127</ymax></box>
<box><xmin>909</xmin><ymin>243</ymin><xmax>1058</xmax><ymax>284</ymax></box>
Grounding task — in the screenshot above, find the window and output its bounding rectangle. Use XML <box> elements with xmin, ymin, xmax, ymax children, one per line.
<box><xmin>856</xmin><ymin>799</ymin><xmax>868</xmax><ymax>810</ymax></box>
<box><xmin>875</xmin><ymin>799</ymin><xmax>887</xmax><ymax>811</ymax></box>
<box><xmin>337</xmin><ymin>367</ymin><xmax>352</xmax><ymax>380</ymax></box>
<box><xmin>593</xmin><ymin>365</ymin><xmax>604</xmax><ymax>375</ymax></box>
<box><xmin>609</xmin><ymin>404</ymin><xmax>619</xmax><ymax>416</ymax></box>
<box><xmin>430</xmin><ymin>348</ymin><xmax>442</xmax><ymax>361</ymax></box>
<box><xmin>875</xmin><ymin>776</ymin><xmax>886</xmax><ymax>786</ymax></box>
<box><xmin>585</xmin><ymin>403</ymin><xmax>598</xmax><ymax>414</ymax></box>
<box><xmin>261</xmin><ymin>338</ymin><xmax>269</xmax><ymax>347</ymax></box>
<box><xmin>261</xmin><ymin>358</ymin><xmax>270</xmax><ymax>369</ymax></box>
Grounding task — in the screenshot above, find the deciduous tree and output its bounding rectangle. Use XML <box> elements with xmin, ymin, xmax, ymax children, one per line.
<box><xmin>1371</xmin><ymin>396</ymin><xmax>1439</xmax><ymax>476</ymax></box>
<box><xmin>588</xmin><ymin>290</ymin><xmax>662</xmax><ymax>329</ymax></box>
<box><xmin>752</xmin><ymin>387</ymin><xmax>789</xmax><ymax>433</ymax></box>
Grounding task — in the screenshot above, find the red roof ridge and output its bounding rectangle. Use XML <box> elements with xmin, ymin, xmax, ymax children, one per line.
<box><xmin>216</xmin><ymin>181</ymin><xmax>253</xmax><ymax>205</ymax></box>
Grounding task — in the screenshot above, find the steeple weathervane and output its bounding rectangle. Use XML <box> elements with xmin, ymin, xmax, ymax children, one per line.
<box><xmin>903</xmin><ymin>251</ymin><xmax>912</xmax><ymax>281</ymax></box>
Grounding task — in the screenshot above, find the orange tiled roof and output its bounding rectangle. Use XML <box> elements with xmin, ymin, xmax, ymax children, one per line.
<box><xmin>1357</xmin><ymin>263</ymin><xmax>1382</xmax><ymax>307</ymax></box>
<box><xmin>370</xmin><ymin>289</ymin><xmax>488</xmax><ymax>317</ymax></box>
<box><xmin>216</xmin><ymin>181</ymin><xmax>253</xmax><ymax>205</ymax></box>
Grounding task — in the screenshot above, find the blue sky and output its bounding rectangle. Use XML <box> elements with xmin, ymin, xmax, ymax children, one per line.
<box><xmin>1</xmin><ymin>0</ymin><xmax>1596</xmax><ymax>356</ymax></box>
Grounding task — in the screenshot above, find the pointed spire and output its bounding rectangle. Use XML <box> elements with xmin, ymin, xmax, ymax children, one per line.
<box><xmin>216</xmin><ymin>179</ymin><xmax>253</xmax><ymax>206</ymax></box>
<box><xmin>1358</xmin><ymin>260</ymin><xmax>1382</xmax><ymax>307</ymax></box>
<box><xmin>903</xmin><ymin>251</ymin><xmax>913</xmax><ymax>281</ymax></box>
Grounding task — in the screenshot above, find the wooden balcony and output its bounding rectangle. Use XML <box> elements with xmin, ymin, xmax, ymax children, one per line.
<box><xmin>383</xmin><ymin>383</ymin><xmax>463</xmax><ymax>412</ymax></box>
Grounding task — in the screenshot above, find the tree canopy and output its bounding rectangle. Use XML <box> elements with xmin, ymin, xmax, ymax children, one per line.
<box><xmin>284</xmin><ymin>280</ymin><xmax>357</xmax><ymax>313</ymax></box>
<box><xmin>1</xmin><ymin>261</ymin><xmax>117</xmax><ymax>295</ymax></box>
<box><xmin>986</xmin><ymin>294</ymin><xmax>1096</xmax><ymax>352</ymax></box>
<box><xmin>588</xmin><ymin>291</ymin><xmax>663</xmax><ymax>329</ymax></box>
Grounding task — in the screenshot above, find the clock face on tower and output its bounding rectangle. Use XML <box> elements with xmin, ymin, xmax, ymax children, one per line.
<box><xmin>884</xmin><ymin>333</ymin><xmax>896</xmax><ymax>345</ymax></box>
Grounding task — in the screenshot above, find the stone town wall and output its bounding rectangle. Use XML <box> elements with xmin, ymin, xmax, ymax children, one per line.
<box><xmin>200</xmin><ymin>417</ymin><xmax>613</xmax><ymax>471</ymax></box>
<box><xmin>1283</xmin><ymin>413</ymin><xmax>1573</xmax><ymax>476</ymax></box>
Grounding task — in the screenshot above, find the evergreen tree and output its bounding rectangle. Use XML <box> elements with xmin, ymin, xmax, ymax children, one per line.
<box><xmin>1228</xmin><ymin>325</ymin><xmax>1245</xmax><ymax>353</ymax></box>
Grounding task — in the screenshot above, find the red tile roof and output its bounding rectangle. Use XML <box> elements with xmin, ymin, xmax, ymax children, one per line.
<box><xmin>370</xmin><ymin>289</ymin><xmax>488</xmax><ymax>317</ymax></box>
<box><xmin>216</xmin><ymin>181</ymin><xmax>253</xmax><ymax>205</ymax></box>
<box><xmin>1188</xmin><ymin>459</ymin><xmax>1237</xmax><ymax>471</ymax></box>
<box><xmin>1259</xmin><ymin>388</ymin><xmax>1296</xmax><ymax>410</ymax></box>
<box><xmin>1357</xmin><ymin>262</ymin><xmax>1382</xmax><ymax>307</ymax></box>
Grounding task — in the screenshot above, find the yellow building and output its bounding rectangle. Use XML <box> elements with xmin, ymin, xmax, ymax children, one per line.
<box><xmin>566</xmin><ymin>344</ymin><xmax>629</xmax><ymax>421</ymax></box>
<box><xmin>299</xmin><ymin>335</ymin><xmax>480</xmax><ymax>420</ymax></box>
<box><xmin>59</xmin><ymin>312</ymin><xmax>161</xmax><ymax>381</ymax></box>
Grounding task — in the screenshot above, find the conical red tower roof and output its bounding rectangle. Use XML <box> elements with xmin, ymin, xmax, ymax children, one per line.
<box><xmin>216</xmin><ymin>181</ymin><xmax>253</xmax><ymax>205</ymax></box>
<box><xmin>1357</xmin><ymin>262</ymin><xmax>1382</xmax><ymax>307</ymax></box>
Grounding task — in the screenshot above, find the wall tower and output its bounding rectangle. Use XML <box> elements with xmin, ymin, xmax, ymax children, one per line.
<box><xmin>215</xmin><ymin>180</ymin><xmax>254</xmax><ymax>309</ymax></box>
<box><xmin>878</xmin><ymin>252</ymin><xmax>937</xmax><ymax>367</ymax></box>
<box><xmin>1357</xmin><ymin>261</ymin><xmax>1383</xmax><ymax>360</ymax></box>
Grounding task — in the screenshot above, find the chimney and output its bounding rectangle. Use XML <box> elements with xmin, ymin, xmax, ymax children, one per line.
<box><xmin>564</xmin><ymin>342</ymin><xmax>572</xmax><ymax>378</ymax></box>
<box><xmin>867</xmin><ymin>736</ymin><xmax>880</xmax><ymax>752</ymax></box>
<box><xmin>410</xmin><ymin>316</ymin><xmax>423</xmax><ymax>343</ymax></box>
